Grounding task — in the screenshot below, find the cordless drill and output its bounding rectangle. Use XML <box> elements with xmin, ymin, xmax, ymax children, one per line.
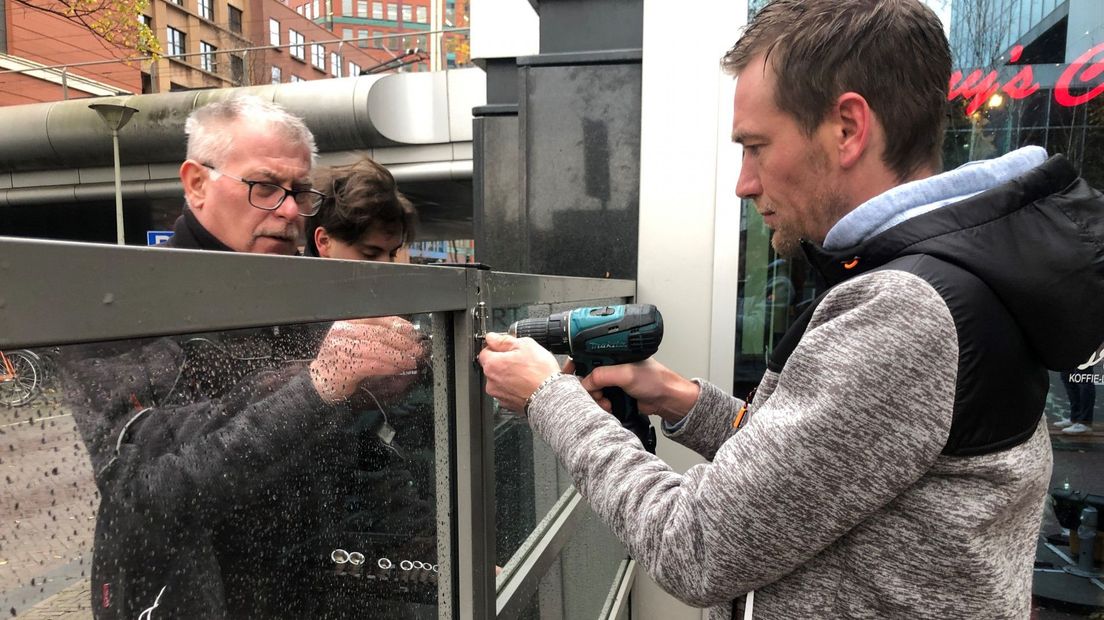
<box><xmin>508</xmin><ymin>304</ymin><xmax>663</xmax><ymax>453</ymax></box>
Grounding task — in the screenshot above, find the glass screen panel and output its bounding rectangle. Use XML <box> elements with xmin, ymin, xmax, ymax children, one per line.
<box><xmin>490</xmin><ymin>299</ymin><xmax>632</xmax><ymax>570</ymax></box>
<box><xmin>1</xmin><ymin>313</ymin><xmax>449</xmax><ymax>618</ymax></box>
<box><xmin>510</xmin><ymin>502</ymin><xmax>627</xmax><ymax>620</ymax></box>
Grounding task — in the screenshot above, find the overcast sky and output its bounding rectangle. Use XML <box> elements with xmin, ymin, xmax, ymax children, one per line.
<box><xmin>921</xmin><ymin>0</ymin><xmax>953</xmax><ymax>37</ymax></box>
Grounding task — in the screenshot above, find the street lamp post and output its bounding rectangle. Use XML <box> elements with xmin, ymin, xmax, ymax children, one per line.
<box><xmin>89</xmin><ymin>103</ymin><xmax>139</xmax><ymax>246</ymax></box>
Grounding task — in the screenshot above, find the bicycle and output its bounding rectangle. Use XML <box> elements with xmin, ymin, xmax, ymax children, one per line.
<box><xmin>0</xmin><ymin>349</ymin><xmax>44</xmax><ymax>407</ymax></box>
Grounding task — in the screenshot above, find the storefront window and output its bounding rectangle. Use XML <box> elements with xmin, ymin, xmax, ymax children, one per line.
<box><xmin>735</xmin><ymin>1</ymin><xmax>1103</xmax><ymax>613</ymax></box>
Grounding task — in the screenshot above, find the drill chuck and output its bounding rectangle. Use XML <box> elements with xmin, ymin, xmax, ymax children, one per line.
<box><xmin>509</xmin><ymin>313</ymin><xmax>570</xmax><ymax>352</ymax></box>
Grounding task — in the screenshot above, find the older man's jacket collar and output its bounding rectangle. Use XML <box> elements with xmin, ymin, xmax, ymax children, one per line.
<box><xmin>163</xmin><ymin>208</ymin><xmax>235</xmax><ymax>252</ymax></box>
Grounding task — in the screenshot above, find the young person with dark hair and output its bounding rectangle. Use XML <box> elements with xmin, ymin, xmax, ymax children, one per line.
<box><xmin>305</xmin><ymin>157</ymin><xmax>418</xmax><ymax>262</ymax></box>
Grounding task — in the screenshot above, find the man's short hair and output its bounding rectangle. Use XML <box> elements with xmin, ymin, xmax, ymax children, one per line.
<box><xmin>184</xmin><ymin>96</ymin><xmax>318</xmax><ymax>167</ymax></box>
<box><xmin>305</xmin><ymin>157</ymin><xmax>417</xmax><ymax>255</ymax></box>
<box><xmin>722</xmin><ymin>0</ymin><xmax>951</xmax><ymax>180</ymax></box>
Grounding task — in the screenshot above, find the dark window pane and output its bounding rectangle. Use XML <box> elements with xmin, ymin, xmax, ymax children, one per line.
<box><xmin>1012</xmin><ymin>90</ymin><xmax>1049</xmax><ymax>128</ymax></box>
<box><xmin>1079</xmin><ymin>128</ymin><xmax>1104</xmax><ymax>189</ymax></box>
<box><xmin>228</xmin><ymin>5</ymin><xmax>243</xmax><ymax>33</ymax></box>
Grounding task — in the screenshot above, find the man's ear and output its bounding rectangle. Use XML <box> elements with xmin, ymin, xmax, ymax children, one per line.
<box><xmin>180</xmin><ymin>159</ymin><xmax>208</xmax><ymax>210</ymax></box>
<box><xmin>314</xmin><ymin>227</ymin><xmax>331</xmax><ymax>258</ymax></box>
<box><xmin>834</xmin><ymin>92</ymin><xmax>873</xmax><ymax>170</ymax></box>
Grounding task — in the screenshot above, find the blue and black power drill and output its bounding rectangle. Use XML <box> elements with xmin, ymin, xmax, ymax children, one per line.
<box><xmin>508</xmin><ymin>304</ymin><xmax>663</xmax><ymax>453</ymax></box>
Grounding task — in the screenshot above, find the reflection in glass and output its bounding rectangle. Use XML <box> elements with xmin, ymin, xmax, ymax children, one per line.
<box><xmin>513</xmin><ymin>503</ymin><xmax>627</xmax><ymax>620</ymax></box>
<box><xmin>2</xmin><ymin>316</ymin><xmax>444</xmax><ymax>618</ymax></box>
<box><xmin>1037</xmin><ymin>368</ymin><xmax>1103</xmax><ymax>613</ymax></box>
<box><xmin>734</xmin><ymin>203</ymin><xmax>821</xmax><ymax>395</ymax></box>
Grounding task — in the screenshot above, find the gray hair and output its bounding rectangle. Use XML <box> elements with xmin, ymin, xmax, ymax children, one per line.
<box><xmin>184</xmin><ymin>95</ymin><xmax>318</xmax><ymax>167</ymax></box>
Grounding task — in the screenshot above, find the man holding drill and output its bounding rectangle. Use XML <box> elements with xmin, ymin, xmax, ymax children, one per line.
<box><xmin>479</xmin><ymin>0</ymin><xmax>1104</xmax><ymax>617</ymax></box>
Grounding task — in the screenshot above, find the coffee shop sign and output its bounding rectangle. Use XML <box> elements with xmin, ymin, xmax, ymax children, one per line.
<box><xmin>948</xmin><ymin>42</ymin><xmax>1104</xmax><ymax>115</ymax></box>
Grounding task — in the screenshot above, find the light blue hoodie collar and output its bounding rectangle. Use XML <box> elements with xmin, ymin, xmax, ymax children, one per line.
<box><xmin>823</xmin><ymin>146</ymin><xmax>1048</xmax><ymax>250</ymax></box>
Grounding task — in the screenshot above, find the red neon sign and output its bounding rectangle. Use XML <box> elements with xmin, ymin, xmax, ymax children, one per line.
<box><xmin>947</xmin><ymin>42</ymin><xmax>1104</xmax><ymax>115</ymax></box>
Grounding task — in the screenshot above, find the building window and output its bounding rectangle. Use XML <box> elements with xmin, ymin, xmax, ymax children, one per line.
<box><xmin>357</xmin><ymin>0</ymin><xmax>367</xmax><ymax>17</ymax></box>
<box><xmin>387</xmin><ymin>2</ymin><xmax>397</xmax><ymax>20</ymax></box>
<box><xmin>343</xmin><ymin>28</ymin><xmax>353</xmax><ymax>43</ymax></box>
<box><xmin>330</xmin><ymin>52</ymin><xmax>340</xmax><ymax>76</ymax></box>
<box><xmin>289</xmin><ymin>75</ymin><xmax>304</xmax><ymax>83</ymax></box>
<box><xmin>401</xmin><ymin>4</ymin><xmax>411</xmax><ymax>21</ymax></box>
<box><xmin>372</xmin><ymin>32</ymin><xmax>383</xmax><ymax>48</ymax></box>
<box><xmin>230</xmin><ymin>54</ymin><xmax>245</xmax><ymax>84</ymax></box>
<box><xmin>289</xmin><ymin>30</ymin><xmax>305</xmax><ymax>60</ymax></box>
<box><xmin>271</xmin><ymin>66</ymin><xmax>281</xmax><ymax>83</ymax></box>
<box><xmin>348</xmin><ymin>61</ymin><xmax>359</xmax><ymax>76</ymax></box>
<box><xmin>228</xmin><ymin>5</ymin><xmax>242</xmax><ymax>33</ymax></box>
<box><xmin>386</xmin><ymin>34</ymin><xmax>399</xmax><ymax>50</ymax></box>
<box><xmin>166</xmin><ymin>26</ymin><xmax>186</xmax><ymax>56</ymax></box>
<box><xmin>416</xmin><ymin>5</ymin><xmax>426</xmax><ymax>22</ymax></box>
<box><xmin>200</xmin><ymin>41</ymin><xmax>216</xmax><ymax>72</ymax></box>
<box><xmin>140</xmin><ymin>13</ymin><xmax>152</xmax><ymax>27</ymax></box>
<box><xmin>313</xmin><ymin>0</ymin><xmax>320</xmax><ymax>19</ymax></box>
<box><xmin>269</xmin><ymin>18</ymin><xmax>280</xmax><ymax>47</ymax></box>
<box><xmin>357</xmin><ymin>30</ymin><xmax>369</xmax><ymax>48</ymax></box>
<box><xmin>342</xmin><ymin>0</ymin><xmax>351</xmax><ymax>15</ymax></box>
<box><xmin>311</xmin><ymin>43</ymin><xmax>325</xmax><ymax>70</ymax></box>
<box><xmin>198</xmin><ymin>0</ymin><xmax>213</xmax><ymax>20</ymax></box>
<box><xmin>372</xmin><ymin>1</ymin><xmax>382</xmax><ymax>18</ymax></box>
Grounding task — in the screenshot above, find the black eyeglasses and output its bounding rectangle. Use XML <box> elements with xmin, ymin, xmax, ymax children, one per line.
<box><xmin>203</xmin><ymin>164</ymin><xmax>326</xmax><ymax>217</ymax></box>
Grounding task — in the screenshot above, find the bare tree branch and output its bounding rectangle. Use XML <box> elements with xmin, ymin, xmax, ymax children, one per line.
<box><xmin>13</xmin><ymin>0</ymin><xmax>161</xmax><ymax>58</ymax></box>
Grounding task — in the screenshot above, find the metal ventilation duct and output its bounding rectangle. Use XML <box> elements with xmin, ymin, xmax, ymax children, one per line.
<box><xmin>0</xmin><ymin>68</ymin><xmax>485</xmax><ymax>173</ymax></box>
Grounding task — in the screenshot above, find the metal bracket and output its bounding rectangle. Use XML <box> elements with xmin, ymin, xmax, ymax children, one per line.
<box><xmin>472</xmin><ymin>300</ymin><xmax>488</xmax><ymax>361</ymax></box>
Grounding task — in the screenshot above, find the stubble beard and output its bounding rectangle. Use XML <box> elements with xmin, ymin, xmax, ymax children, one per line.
<box><xmin>769</xmin><ymin>221</ymin><xmax>803</xmax><ymax>259</ymax></box>
<box><xmin>767</xmin><ymin>188</ymin><xmax>848</xmax><ymax>259</ymax></box>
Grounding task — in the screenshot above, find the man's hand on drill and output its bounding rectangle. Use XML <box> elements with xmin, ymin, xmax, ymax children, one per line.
<box><xmin>578</xmin><ymin>359</ymin><xmax>700</xmax><ymax>426</ymax></box>
<box><xmin>479</xmin><ymin>332</ymin><xmax>700</xmax><ymax>424</ymax></box>
<box><xmin>478</xmin><ymin>332</ymin><xmax>561</xmax><ymax>414</ymax></box>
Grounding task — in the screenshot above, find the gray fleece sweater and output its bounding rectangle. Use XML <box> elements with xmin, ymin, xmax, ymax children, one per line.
<box><xmin>527</xmin><ymin>269</ymin><xmax>1051</xmax><ymax>618</ymax></box>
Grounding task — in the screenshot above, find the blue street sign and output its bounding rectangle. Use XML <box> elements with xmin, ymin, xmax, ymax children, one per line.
<box><xmin>147</xmin><ymin>231</ymin><xmax>174</xmax><ymax>246</ymax></box>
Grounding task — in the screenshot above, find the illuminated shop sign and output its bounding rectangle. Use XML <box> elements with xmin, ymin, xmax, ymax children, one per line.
<box><xmin>948</xmin><ymin>42</ymin><xmax>1104</xmax><ymax>115</ymax></box>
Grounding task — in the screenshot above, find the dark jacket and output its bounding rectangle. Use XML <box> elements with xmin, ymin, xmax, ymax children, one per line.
<box><xmin>789</xmin><ymin>154</ymin><xmax>1104</xmax><ymax>456</ymax></box>
<box><xmin>64</xmin><ymin>211</ymin><xmax>344</xmax><ymax>619</ymax></box>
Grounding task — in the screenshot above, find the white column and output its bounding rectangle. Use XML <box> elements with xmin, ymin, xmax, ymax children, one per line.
<box><xmin>634</xmin><ymin>0</ymin><xmax>747</xmax><ymax>617</ymax></box>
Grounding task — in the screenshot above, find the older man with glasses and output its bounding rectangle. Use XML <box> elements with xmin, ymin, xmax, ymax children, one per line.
<box><xmin>63</xmin><ymin>96</ymin><xmax>430</xmax><ymax>619</ymax></box>
<box><xmin>170</xmin><ymin>97</ymin><xmax>325</xmax><ymax>255</ymax></box>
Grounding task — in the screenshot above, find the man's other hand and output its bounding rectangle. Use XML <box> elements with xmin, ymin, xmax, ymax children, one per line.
<box><xmin>579</xmin><ymin>359</ymin><xmax>700</xmax><ymax>426</ymax></box>
<box><xmin>310</xmin><ymin>317</ymin><xmax>426</xmax><ymax>403</ymax></box>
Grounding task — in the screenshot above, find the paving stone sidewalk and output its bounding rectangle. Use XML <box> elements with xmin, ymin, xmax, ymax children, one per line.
<box><xmin>15</xmin><ymin>579</ymin><xmax>90</xmax><ymax>619</ymax></box>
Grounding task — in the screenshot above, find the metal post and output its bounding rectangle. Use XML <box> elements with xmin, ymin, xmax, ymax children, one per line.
<box><xmin>430</xmin><ymin>0</ymin><xmax>442</xmax><ymax>71</ymax></box>
<box><xmin>61</xmin><ymin>66</ymin><xmax>69</xmax><ymax>100</ymax></box>
<box><xmin>1076</xmin><ymin>506</ymin><xmax>1098</xmax><ymax>575</ymax></box>
<box><xmin>89</xmin><ymin>104</ymin><xmax>139</xmax><ymax>246</ymax></box>
<box><xmin>111</xmin><ymin>128</ymin><xmax>124</xmax><ymax>245</ymax></box>
<box><xmin>454</xmin><ymin>269</ymin><xmax>495</xmax><ymax>618</ymax></box>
